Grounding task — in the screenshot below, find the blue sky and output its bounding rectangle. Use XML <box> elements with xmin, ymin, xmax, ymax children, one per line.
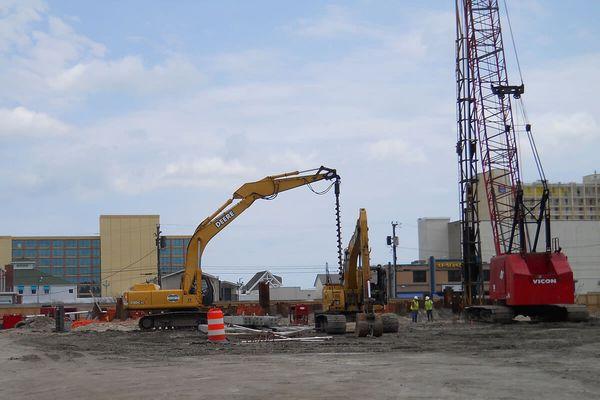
<box><xmin>1</xmin><ymin>0</ymin><xmax>599</xmax><ymax>288</ymax></box>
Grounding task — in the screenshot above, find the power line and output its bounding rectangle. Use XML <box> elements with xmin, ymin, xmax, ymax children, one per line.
<box><xmin>102</xmin><ymin>249</ymin><xmax>157</xmax><ymax>281</ymax></box>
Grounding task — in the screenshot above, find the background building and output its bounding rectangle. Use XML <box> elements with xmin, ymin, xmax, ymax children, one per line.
<box><xmin>8</xmin><ymin>263</ymin><xmax>78</xmax><ymax>304</ymax></box>
<box><xmin>99</xmin><ymin>215</ymin><xmax>158</xmax><ymax>297</ymax></box>
<box><xmin>0</xmin><ymin>215</ymin><xmax>160</xmax><ymax>298</ymax></box>
<box><xmin>419</xmin><ymin>217</ymin><xmax>600</xmax><ymax>294</ymax></box>
<box><xmin>391</xmin><ymin>259</ymin><xmax>489</xmax><ymax>299</ymax></box>
<box><xmin>417</xmin><ymin>218</ymin><xmax>451</xmax><ymax>260</ymax></box>
<box><xmin>523</xmin><ymin>173</ymin><xmax>600</xmax><ymax>220</ymax></box>
<box><xmin>3</xmin><ymin>236</ymin><xmax>100</xmax><ymax>296</ymax></box>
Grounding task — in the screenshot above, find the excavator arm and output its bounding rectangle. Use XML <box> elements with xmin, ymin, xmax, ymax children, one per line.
<box><xmin>342</xmin><ymin>208</ymin><xmax>371</xmax><ymax>312</ymax></box>
<box><xmin>182</xmin><ymin>166</ymin><xmax>340</xmax><ymax>304</ymax></box>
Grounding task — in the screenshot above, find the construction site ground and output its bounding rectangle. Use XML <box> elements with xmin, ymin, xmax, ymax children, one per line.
<box><xmin>2</xmin><ymin>314</ymin><xmax>600</xmax><ymax>399</ymax></box>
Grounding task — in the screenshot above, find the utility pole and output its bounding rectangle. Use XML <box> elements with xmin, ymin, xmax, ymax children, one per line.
<box><xmin>155</xmin><ymin>224</ymin><xmax>163</xmax><ymax>287</ymax></box>
<box><xmin>387</xmin><ymin>221</ymin><xmax>400</xmax><ymax>268</ymax></box>
<box><xmin>386</xmin><ymin>222</ymin><xmax>400</xmax><ymax>300</ymax></box>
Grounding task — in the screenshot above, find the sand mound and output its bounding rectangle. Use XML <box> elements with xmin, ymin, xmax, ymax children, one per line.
<box><xmin>71</xmin><ymin>320</ymin><xmax>138</xmax><ymax>332</ymax></box>
<box><xmin>16</xmin><ymin>316</ymin><xmax>56</xmax><ymax>332</ymax></box>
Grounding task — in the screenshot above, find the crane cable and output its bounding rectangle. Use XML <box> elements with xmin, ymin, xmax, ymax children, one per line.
<box><xmin>503</xmin><ymin>0</ymin><xmax>547</xmax><ymax>182</ymax></box>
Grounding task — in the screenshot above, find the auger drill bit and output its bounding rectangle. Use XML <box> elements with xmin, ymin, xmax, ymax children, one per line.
<box><xmin>334</xmin><ymin>178</ymin><xmax>343</xmax><ymax>278</ymax></box>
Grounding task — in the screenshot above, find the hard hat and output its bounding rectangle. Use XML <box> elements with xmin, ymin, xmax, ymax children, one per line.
<box><xmin>414</xmin><ymin>296</ymin><xmax>418</xmax><ymax>300</ymax></box>
<box><xmin>425</xmin><ymin>296</ymin><xmax>430</xmax><ymax>300</ymax></box>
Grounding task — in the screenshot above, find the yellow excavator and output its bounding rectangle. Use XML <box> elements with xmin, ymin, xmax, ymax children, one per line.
<box><xmin>316</xmin><ymin>208</ymin><xmax>399</xmax><ymax>336</ymax></box>
<box><xmin>123</xmin><ymin>166</ymin><xmax>341</xmax><ymax>330</ymax></box>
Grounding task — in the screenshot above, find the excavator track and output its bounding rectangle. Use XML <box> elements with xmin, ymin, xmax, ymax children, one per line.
<box><xmin>464</xmin><ymin>305</ymin><xmax>514</xmax><ymax>324</ymax></box>
<box><xmin>564</xmin><ymin>304</ymin><xmax>589</xmax><ymax>322</ymax></box>
<box><xmin>466</xmin><ymin>304</ymin><xmax>589</xmax><ymax>323</ymax></box>
<box><xmin>139</xmin><ymin>310</ymin><xmax>207</xmax><ymax>331</ymax></box>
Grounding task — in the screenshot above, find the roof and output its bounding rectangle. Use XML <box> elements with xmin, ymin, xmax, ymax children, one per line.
<box><xmin>241</xmin><ymin>271</ymin><xmax>282</xmax><ymax>292</ymax></box>
<box><xmin>313</xmin><ymin>273</ymin><xmax>341</xmax><ymax>287</ymax></box>
<box><xmin>14</xmin><ymin>268</ymin><xmax>72</xmax><ymax>286</ymax></box>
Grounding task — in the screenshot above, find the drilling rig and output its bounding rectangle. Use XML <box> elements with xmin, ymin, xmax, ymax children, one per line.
<box><xmin>455</xmin><ymin>0</ymin><xmax>588</xmax><ymax>322</ymax></box>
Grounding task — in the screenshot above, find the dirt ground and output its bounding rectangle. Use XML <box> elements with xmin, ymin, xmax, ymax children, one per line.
<box><xmin>1</xmin><ymin>315</ymin><xmax>600</xmax><ymax>399</ymax></box>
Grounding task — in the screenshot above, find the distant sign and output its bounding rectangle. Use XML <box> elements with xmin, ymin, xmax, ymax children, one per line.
<box><xmin>435</xmin><ymin>261</ymin><xmax>462</xmax><ymax>269</ymax></box>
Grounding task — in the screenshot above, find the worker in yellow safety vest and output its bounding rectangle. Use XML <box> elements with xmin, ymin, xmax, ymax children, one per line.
<box><xmin>410</xmin><ymin>296</ymin><xmax>420</xmax><ymax>323</ymax></box>
<box><xmin>425</xmin><ymin>296</ymin><xmax>434</xmax><ymax>322</ymax></box>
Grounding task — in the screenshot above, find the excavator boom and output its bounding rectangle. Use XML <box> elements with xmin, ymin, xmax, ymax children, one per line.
<box><xmin>124</xmin><ymin>166</ymin><xmax>342</xmax><ymax>330</ymax></box>
<box><xmin>182</xmin><ymin>166</ymin><xmax>340</xmax><ymax>303</ymax></box>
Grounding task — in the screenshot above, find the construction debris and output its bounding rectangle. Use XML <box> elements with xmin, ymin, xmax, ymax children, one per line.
<box><xmin>223</xmin><ymin>315</ymin><xmax>278</xmax><ymax>328</ymax></box>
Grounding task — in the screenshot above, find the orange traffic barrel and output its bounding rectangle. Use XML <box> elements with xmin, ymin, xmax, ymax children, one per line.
<box><xmin>207</xmin><ymin>308</ymin><xmax>227</xmax><ymax>343</ymax></box>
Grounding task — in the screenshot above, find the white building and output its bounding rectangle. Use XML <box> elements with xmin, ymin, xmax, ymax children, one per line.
<box><xmin>419</xmin><ymin>218</ymin><xmax>600</xmax><ymax>294</ymax></box>
<box><xmin>418</xmin><ymin>218</ymin><xmax>451</xmax><ymax>261</ymax></box>
<box><xmin>13</xmin><ymin>266</ymin><xmax>77</xmax><ymax>304</ymax></box>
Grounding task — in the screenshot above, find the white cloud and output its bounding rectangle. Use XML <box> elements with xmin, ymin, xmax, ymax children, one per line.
<box><xmin>0</xmin><ymin>0</ymin><xmax>47</xmax><ymax>53</ymax></box>
<box><xmin>0</xmin><ymin>2</ymin><xmax>202</xmax><ymax>106</ymax></box>
<box><xmin>111</xmin><ymin>158</ymin><xmax>255</xmax><ymax>195</ymax></box>
<box><xmin>48</xmin><ymin>55</ymin><xmax>203</xmax><ymax>94</ymax></box>
<box><xmin>367</xmin><ymin>138</ymin><xmax>427</xmax><ymax>163</ymax></box>
<box><xmin>293</xmin><ymin>5</ymin><xmax>384</xmax><ymax>39</ymax></box>
<box><xmin>0</xmin><ymin>106</ymin><xmax>69</xmax><ymax>136</ymax></box>
<box><xmin>535</xmin><ymin>112</ymin><xmax>599</xmax><ymax>144</ymax></box>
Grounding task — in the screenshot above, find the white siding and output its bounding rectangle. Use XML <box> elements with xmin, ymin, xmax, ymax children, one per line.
<box><xmin>418</xmin><ymin>218</ymin><xmax>450</xmax><ymax>260</ymax></box>
<box><xmin>17</xmin><ymin>284</ymin><xmax>78</xmax><ymax>304</ymax></box>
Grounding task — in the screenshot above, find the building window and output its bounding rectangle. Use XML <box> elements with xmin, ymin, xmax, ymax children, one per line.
<box><xmin>68</xmin><ymin>289</ymin><xmax>74</xmax><ymax>294</ymax></box>
<box><xmin>413</xmin><ymin>270</ymin><xmax>427</xmax><ymax>283</ymax></box>
<box><xmin>52</xmin><ymin>240</ymin><xmax>64</xmax><ymax>248</ymax></box>
<box><xmin>38</xmin><ymin>240</ymin><xmax>51</xmax><ymax>248</ymax></box>
<box><xmin>171</xmin><ymin>257</ymin><xmax>184</xmax><ymax>265</ymax></box>
<box><xmin>17</xmin><ymin>285</ymin><xmax>24</xmax><ymax>295</ymax></box>
<box><xmin>13</xmin><ymin>249</ymin><xmax>23</xmax><ymax>257</ymax></box>
<box><xmin>171</xmin><ymin>248</ymin><xmax>184</xmax><ymax>256</ymax></box>
<box><xmin>52</xmin><ymin>248</ymin><xmax>64</xmax><ymax>257</ymax></box>
<box><xmin>30</xmin><ymin>285</ymin><xmax>37</xmax><ymax>294</ymax></box>
<box><xmin>92</xmin><ymin>239</ymin><xmax>100</xmax><ymax>248</ymax></box>
<box><xmin>170</xmin><ymin>239</ymin><xmax>184</xmax><ymax>247</ymax></box>
<box><xmin>13</xmin><ymin>240</ymin><xmax>24</xmax><ymax>249</ymax></box>
<box><xmin>43</xmin><ymin>285</ymin><xmax>50</xmax><ymax>294</ymax></box>
<box><xmin>79</xmin><ymin>239</ymin><xmax>91</xmax><ymax>248</ymax></box>
<box><xmin>65</xmin><ymin>240</ymin><xmax>77</xmax><ymax>248</ymax></box>
<box><xmin>24</xmin><ymin>249</ymin><xmax>37</xmax><ymax>257</ymax></box>
<box><xmin>79</xmin><ymin>249</ymin><xmax>91</xmax><ymax>256</ymax></box>
<box><xmin>65</xmin><ymin>249</ymin><xmax>78</xmax><ymax>257</ymax></box>
<box><xmin>447</xmin><ymin>270</ymin><xmax>461</xmax><ymax>282</ymax></box>
<box><xmin>39</xmin><ymin>249</ymin><xmax>51</xmax><ymax>257</ymax></box>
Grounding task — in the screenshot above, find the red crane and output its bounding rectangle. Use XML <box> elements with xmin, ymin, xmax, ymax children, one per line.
<box><xmin>455</xmin><ymin>0</ymin><xmax>588</xmax><ymax>322</ymax></box>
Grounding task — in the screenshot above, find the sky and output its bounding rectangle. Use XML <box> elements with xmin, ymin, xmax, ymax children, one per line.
<box><xmin>1</xmin><ymin>0</ymin><xmax>599</xmax><ymax>288</ymax></box>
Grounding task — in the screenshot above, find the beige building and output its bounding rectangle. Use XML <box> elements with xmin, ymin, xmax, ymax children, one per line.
<box><xmin>100</xmin><ymin>215</ymin><xmax>158</xmax><ymax>297</ymax></box>
<box><xmin>0</xmin><ymin>215</ymin><xmax>160</xmax><ymax>298</ymax></box>
<box><xmin>523</xmin><ymin>173</ymin><xmax>600</xmax><ymax>220</ymax></box>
